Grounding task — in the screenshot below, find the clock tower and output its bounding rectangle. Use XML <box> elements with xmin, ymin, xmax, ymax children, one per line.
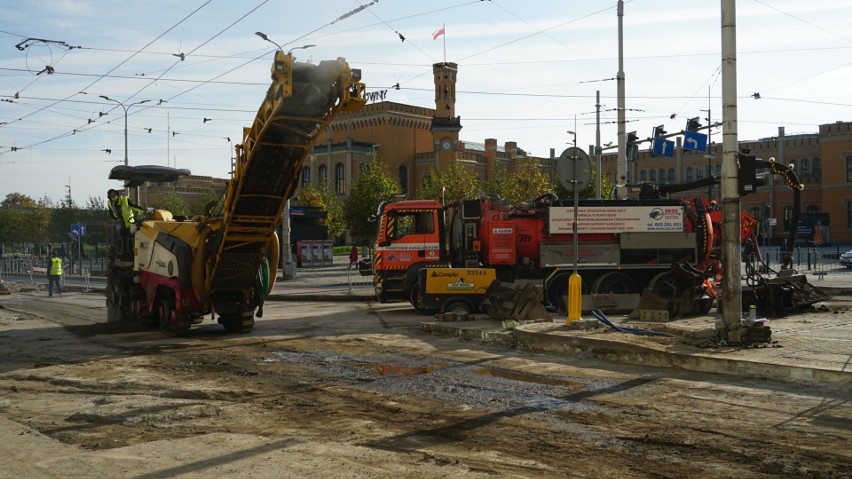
<box><xmin>431</xmin><ymin>62</ymin><xmax>462</xmax><ymax>168</ymax></box>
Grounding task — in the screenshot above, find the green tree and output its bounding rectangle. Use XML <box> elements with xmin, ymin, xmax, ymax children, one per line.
<box><xmin>295</xmin><ymin>183</ymin><xmax>346</xmax><ymax>240</ymax></box>
<box><xmin>483</xmin><ymin>156</ymin><xmax>554</xmax><ymax>204</ymax></box>
<box><xmin>153</xmin><ymin>185</ymin><xmax>191</xmax><ymax>216</ymax></box>
<box><xmin>187</xmin><ymin>187</ymin><xmax>226</xmax><ymax>216</ymax></box>
<box><xmin>418</xmin><ymin>160</ymin><xmax>480</xmax><ymax>205</ymax></box>
<box><xmin>0</xmin><ymin>193</ymin><xmax>36</xmax><ymax>248</ymax></box>
<box><xmin>345</xmin><ymin>156</ymin><xmax>400</xmax><ymax>243</ymax></box>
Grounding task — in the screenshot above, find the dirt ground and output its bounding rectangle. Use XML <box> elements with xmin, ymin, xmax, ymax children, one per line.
<box><xmin>0</xmin><ymin>286</ymin><xmax>850</xmax><ymax>478</ymax></box>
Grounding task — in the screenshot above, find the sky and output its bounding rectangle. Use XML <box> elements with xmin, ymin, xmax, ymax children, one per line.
<box><xmin>1</xmin><ymin>0</ymin><xmax>851</xmax><ymax>205</ymax></box>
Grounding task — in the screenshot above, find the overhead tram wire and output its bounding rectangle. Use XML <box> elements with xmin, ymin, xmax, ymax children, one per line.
<box><xmin>120</xmin><ymin>1</ymin><xmax>269</xmax><ymax>104</ymax></box>
<box><xmin>1</xmin><ymin>1</ymin><xmax>378</xmax><ymax>159</ymax></box>
<box><xmin>4</xmin><ymin>0</ymin><xmax>214</xmax><ymax>131</ymax></box>
<box><xmin>487</xmin><ymin>0</ymin><xmax>612</xmax><ymax>75</ymax></box>
<box><xmin>0</xmin><ymin>1</ymin><xmax>216</xmax><ymax>158</ymax></box>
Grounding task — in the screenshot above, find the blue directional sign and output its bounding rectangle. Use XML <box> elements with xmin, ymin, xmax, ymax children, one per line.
<box><xmin>652</xmin><ymin>137</ymin><xmax>675</xmax><ymax>157</ymax></box>
<box><xmin>683</xmin><ymin>130</ymin><xmax>708</xmax><ymax>152</ymax></box>
<box><xmin>71</xmin><ymin>223</ymin><xmax>87</xmax><ymax>237</ymax></box>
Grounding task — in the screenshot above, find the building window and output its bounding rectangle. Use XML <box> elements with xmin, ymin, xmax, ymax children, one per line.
<box><xmin>398</xmin><ymin>165</ymin><xmax>408</xmax><ymax>194</ymax></box>
<box><xmin>807</xmin><ymin>204</ymin><xmax>820</xmax><ymax>214</ymax></box>
<box><xmin>784</xmin><ymin>205</ymin><xmax>793</xmax><ymax>231</ymax></box>
<box><xmin>318</xmin><ymin>164</ymin><xmax>328</xmax><ymax>184</ymax></box>
<box><xmin>667</xmin><ymin>168</ymin><xmax>675</xmax><ymax>184</ymax></box>
<box><xmin>696</xmin><ymin>167</ymin><xmax>704</xmax><ymax>180</ymax></box>
<box><xmin>640</xmin><ymin>170</ymin><xmax>647</xmax><ymax>182</ymax></box>
<box><xmin>334</xmin><ymin>162</ymin><xmax>345</xmax><ymax>195</ymax></box>
<box><xmin>649</xmin><ymin>170</ymin><xmax>657</xmax><ymax>183</ymax></box>
<box><xmin>847</xmin><ymin>202</ymin><xmax>852</xmax><ymax>228</ymax></box>
<box><xmin>686</xmin><ymin>166</ymin><xmax>694</xmax><ymax>182</ymax></box>
<box><xmin>657</xmin><ymin>169</ymin><xmax>665</xmax><ymax>185</ymax></box>
<box><xmin>800</xmin><ymin>158</ymin><xmax>810</xmax><ymax>177</ymax></box>
<box><xmin>789</xmin><ymin>159</ymin><xmax>797</xmax><ymax>173</ymax></box>
<box><xmin>813</xmin><ymin>158</ymin><xmax>821</xmax><ymax>179</ymax></box>
<box><xmin>846</xmin><ymin>156</ymin><xmax>852</xmax><ymax>182</ymax></box>
<box><xmin>714</xmin><ymin>164</ymin><xmax>721</xmax><ymax>176</ymax></box>
<box><xmin>300</xmin><ymin>166</ymin><xmax>310</xmax><ymax>187</ymax></box>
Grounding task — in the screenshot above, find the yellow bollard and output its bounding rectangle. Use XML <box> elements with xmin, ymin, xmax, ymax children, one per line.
<box><xmin>566</xmin><ymin>271</ymin><xmax>582</xmax><ymax>325</ymax></box>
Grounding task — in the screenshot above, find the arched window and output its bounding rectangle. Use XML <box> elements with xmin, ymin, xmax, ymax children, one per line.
<box><xmin>686</xmin><ymin>166</ymin><xmax>694</xmax><ymax>182</ymax></box>
<box><xmin>667</xmin><ymin>168</ymin><xmax>675</xmax><ymax>184</ymax></box>
<box><xmin>658</xmin><ymin>169</ymin><xmax>666</xmax><ymax>185</ymax></box>
<box><xmin>398</xmin><ymin>165</ymin><xmax>408</xmax><ymax>194</ymax></box>
<box><xmin>649</xmin><ymin>170</ymin><xmax>657</xmax><ymax>183</ymax></box>
<box><xmin>696</xmin><ymin>166</ymin><xmax>704</xmax><ymax>180</ymax></box>
<box><xmin>300</xmin><ymin>166</ymin><xmax>311</xmax><ymax>187</ymax></box>
<box><xmin>335</xmin><ymin>162</ymin><xmax>345</xmax><ymax>195</ymax></box>
<box><xmin>318</xmin><ymin>164</ymin><xmax>328</xmax><ymax>184</ymax></box>
<box><xmin>800</xmin><ymin>158</ymin><xmax>810</xmax><ymax>177</ymax></box>
<box><xmin>813</xmin><ymin>157</ymin><xmax>821</xmax><ymax>179</ymax></box>
<box><xmin>640</xmin><ymin>170</ymin><xmax>647</xmax><ymax>182</ymax></box>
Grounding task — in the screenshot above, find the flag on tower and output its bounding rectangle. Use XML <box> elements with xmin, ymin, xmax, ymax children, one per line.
<box><xmin>432</xmin><ymin>25</ymin><xmax>445</xmax><ymax>40</ymax></box>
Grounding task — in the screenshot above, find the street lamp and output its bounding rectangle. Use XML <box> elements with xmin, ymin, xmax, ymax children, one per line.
<box><xmin>255</xmin><ymin>31</ymin><xmax>283</xmax><ymax>50</ymax></box>
<box><xmin>99</xmin><ymin>96</ymin><xmax>150</xmax><ymax>166</ymax></box>
<box><xmin>254</xmin><ymin>32</ymin><xmax>314</xmax><ymax>57</ymax></box>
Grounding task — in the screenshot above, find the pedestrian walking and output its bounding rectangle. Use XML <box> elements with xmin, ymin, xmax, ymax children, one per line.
<box><xmin>349</xmin><ymin>245</ymin><xmax>358</xmax><ymax>270</ymax></box>
<box><xmin>47</xmin><ymin>250</ymin><xmax>63</xmax><ymax>297</ymax></box>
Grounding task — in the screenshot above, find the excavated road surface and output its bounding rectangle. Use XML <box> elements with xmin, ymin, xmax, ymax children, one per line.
<box><xmin>0</xmin><ymin>289</ymin><xmax>849</xmax><ymax>478</ymax></box>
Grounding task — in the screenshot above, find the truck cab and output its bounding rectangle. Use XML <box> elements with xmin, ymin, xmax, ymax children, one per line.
<box><xmin>373</xmin><ymin>200</ymin><xmax>448</xmax><ymax>302</ymax></box>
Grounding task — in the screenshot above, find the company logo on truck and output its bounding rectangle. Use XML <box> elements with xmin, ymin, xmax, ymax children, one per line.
<box><xmin>431</xmin><ymin>271</ymin><xmax>459</xmax><ymax>279</ymax></box>
<box><xmin>492</xmin><ymin>227</ymin><xmax>513</xmax><ymax>234</ymax></box>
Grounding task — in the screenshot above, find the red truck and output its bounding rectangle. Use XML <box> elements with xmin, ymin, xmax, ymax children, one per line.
<box><xmin>372</xmin><ymin>191</ymin><xmax>736</xmax><ymax>314</ymax></box>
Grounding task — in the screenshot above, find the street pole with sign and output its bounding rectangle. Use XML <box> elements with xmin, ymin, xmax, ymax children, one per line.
<box><xmin>557</xmin><ymin>139</ymin><xmax>592</xmax><ymax>325</ymax></box>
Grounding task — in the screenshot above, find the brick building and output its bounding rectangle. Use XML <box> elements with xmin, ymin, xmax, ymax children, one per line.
<box><xmin>296</xmin><ymin>62</ymin><xmax>547</xmax><ymax>199</ymax></box>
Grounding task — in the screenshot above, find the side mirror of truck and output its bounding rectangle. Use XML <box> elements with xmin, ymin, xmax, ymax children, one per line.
<box><xmin>378</xmin><ymin>240</ymin><xmax>391</xmax><ymax>247</ymax></box>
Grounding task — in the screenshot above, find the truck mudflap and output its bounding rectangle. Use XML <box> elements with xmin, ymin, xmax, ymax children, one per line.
<box><xmin>631</xmin><ymin>262</ymin><xmax>716</xmax><ymax>320</ymax></box>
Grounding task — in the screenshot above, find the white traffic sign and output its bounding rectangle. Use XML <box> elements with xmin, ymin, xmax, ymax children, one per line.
<box><xmin>71</xmin><ymin>223</ymin><xmax>87</xmax><ymax>237</ymax></box>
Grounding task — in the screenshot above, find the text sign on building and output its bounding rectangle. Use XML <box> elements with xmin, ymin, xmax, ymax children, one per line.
<box><xmin>683</xmin><ymin>130</ymin><xmax>708</xmax><ymax>152</ymax></box>
<box><xmin>548</xmin><ymin>206</ymin><xmax>684</xmax><ymax>234</ymax></box>
<box><xmin>652</xmin><ymin>138</ymin><xmax>675</xmax><ymax>157</ymax></box>
<box><xmin>71</xmin><ymin>224</ymin><xmax>87</xmax><ymax>237</ymax></box>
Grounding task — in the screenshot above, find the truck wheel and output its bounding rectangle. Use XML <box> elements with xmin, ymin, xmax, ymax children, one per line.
<box><xmin>592</xmin><ymin>272</ymin><xmax>637</xmax><ymax>295</ymax></box>
<box><xmin>410</xmin><ymin>281</ymin><xmax>437</xmax><ymax>315</ymax></box>
<box><xmin>159</xmin><ymin>300</ymin><xmax>175</xmax><ymax>331</ymax></box>
<box><xmin>546</xmin><ymin>275</ymin><xmax>569</xmax><ymax>314</ymax></box>
<box><xmin>443</xmin><ymin>300</ymin><xmax>472</xmax><ymax>315</ymax></box>
<box><xmin>221</xmin><ymin>314</ymin><xmax>255</xmax><ymax>333</ymax></box>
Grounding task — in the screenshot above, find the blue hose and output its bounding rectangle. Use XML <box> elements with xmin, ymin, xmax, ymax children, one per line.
<box><xmin>591</xmin><ymin>310</ymin><xmax>674</xmax><ymax>337</ymax></box>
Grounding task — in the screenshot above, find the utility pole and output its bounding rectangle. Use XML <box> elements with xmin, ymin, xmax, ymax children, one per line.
<box><xmin>595</xmin><ymin>90</ymin><xmax>602</xmax><ymax>198</ymax></box>
<box><xmin>703</xmin><ymin>86</ymin><xmax>713</xmax><ymax>201</ymax></box>
<box><xmin>772</xmin><ymin>126</ymin><xmax>784</xmax><ymax>246</ymax></box>
<box><xmin>720</xmin><ymin>0</ymin><xmax>743</xmax><ymax>341</ymax></box>
<box><xmin>616</xmin><ymin>0</ymin><xmax>626</xmax><ymax>198</ymax></box>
